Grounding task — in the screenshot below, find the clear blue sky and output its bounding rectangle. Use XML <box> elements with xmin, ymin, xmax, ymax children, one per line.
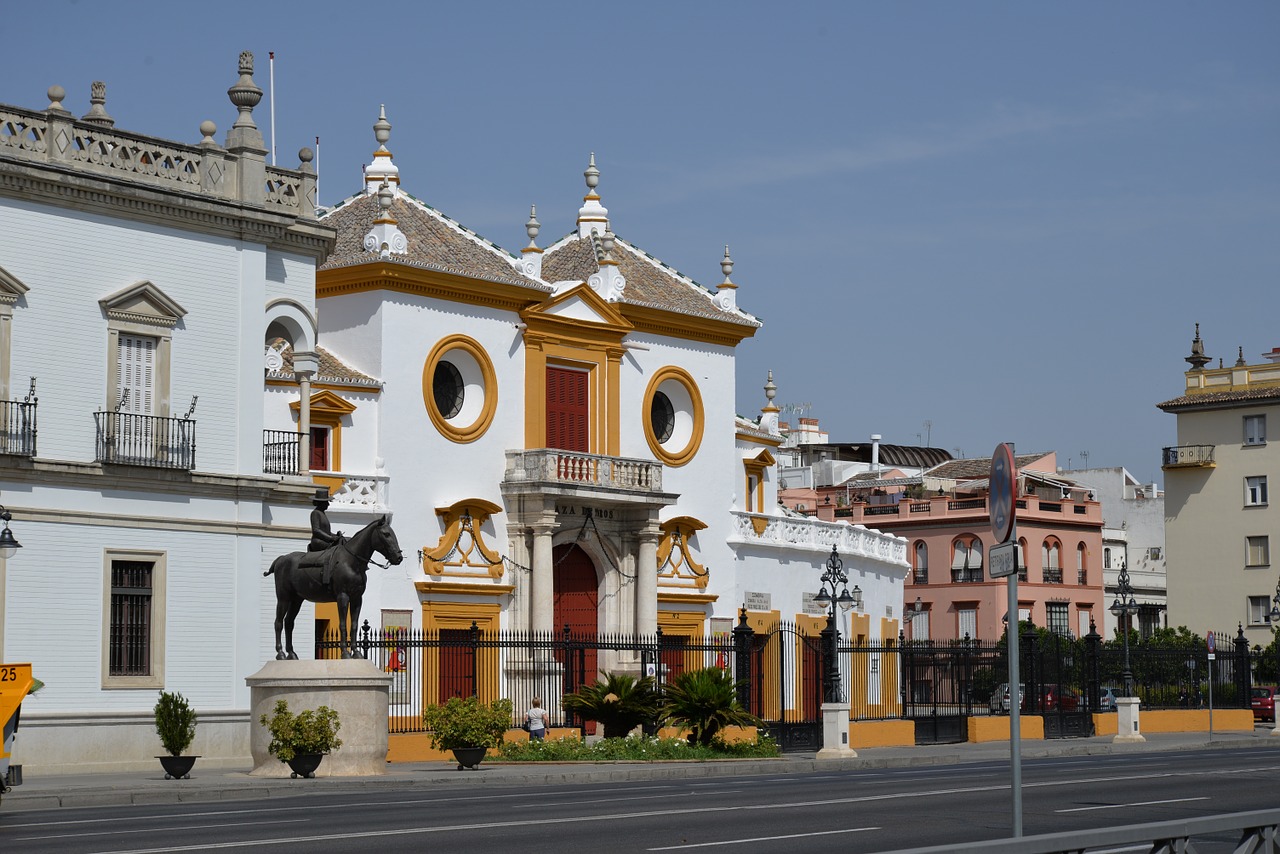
<box><xmin>7</xmin><ymin>1</ymin><xmax>1276</xmax><ymax>484</ymax></box>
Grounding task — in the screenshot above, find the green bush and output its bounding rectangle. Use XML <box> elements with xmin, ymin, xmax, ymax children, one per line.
<box><xmin>562</xmin><ymin>673</ymin><xmax>660</xmax><ymax>738</ymax></box>
<box><xmin>422</xmin><ymin>696</ymin><xmax>514</xmax><ymax>751</ymax></box>
<box><xmin>259</xmin><ymin>699</ymin><xmax>342</xmax><ymax>762</ymax></box>
<box><xmin>661</xmin><ymin>667</ymin><xmax>761</xmax><ymax>747</ymax></box>
<box><xmin>154</xmin><ymin>690</ymin><xmax>198</xmax><ymax>757</ymax></box>
<box><xmin>496</xmin><ymin>734</ymin><xmax>780</xmax><ymax>762</ymax></box>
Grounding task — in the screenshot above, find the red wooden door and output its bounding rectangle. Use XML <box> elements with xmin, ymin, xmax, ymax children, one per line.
<box><xmin>554</xmin><ymin>544</ymin><xmax>599</xmax><ymax>680</ymax></box>
<box><xmin>310</xmin><ymin>426</ymin><xmax>330</xmax><ymax>470</ymax></box>
<box><xmin>546</xmin><ymin>367</ymin><xmax>589</xmax><ymax>452</ymax></box>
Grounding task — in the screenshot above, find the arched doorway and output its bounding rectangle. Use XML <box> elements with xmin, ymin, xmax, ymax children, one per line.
<box><xmin>554</xmin><ymin>544</ymin><xmax>600</xmax><ymax>697</ymax></box>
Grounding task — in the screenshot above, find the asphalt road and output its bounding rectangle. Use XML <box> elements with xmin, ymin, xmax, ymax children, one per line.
<box><xmin>3</xmin><ymin>747</ymin><xmax>1278</xmax><ymax>854</ymax></box>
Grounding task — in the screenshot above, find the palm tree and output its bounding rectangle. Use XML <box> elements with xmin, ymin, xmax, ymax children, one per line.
<box><xmin>661</xmin><ymin>667</ymin><xmax>761</xmax><ymax>747</ymax></box>
<box><xmin>562</xmin><ymin>673</ymin><xmax>660</xmax><ymax>738</ymax></box>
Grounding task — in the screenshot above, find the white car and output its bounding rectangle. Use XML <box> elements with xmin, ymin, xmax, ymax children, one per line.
<box><xmin>988</xmin><ymin>683</ymin><xmax>1025</xmax><ymax>715</ymax></box>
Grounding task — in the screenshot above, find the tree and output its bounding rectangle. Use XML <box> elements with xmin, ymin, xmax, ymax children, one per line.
<box><xmin>660</xmin><ymin>667</ymin><xmax>761</xmax><ymax>747</ymax></box>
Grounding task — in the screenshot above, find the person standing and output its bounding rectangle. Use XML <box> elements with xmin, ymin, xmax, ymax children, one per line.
<box><xmin>525</xmin><ymin>697</ymin><xmax>548</xmax><ymax>741</ymax></box>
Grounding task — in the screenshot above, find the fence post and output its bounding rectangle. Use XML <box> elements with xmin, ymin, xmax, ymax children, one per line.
<box><xmin>360</xmin><ymin>619</ymin><xmax>372</xmax><ymax>660</ymax></box>
<box><xmin>733</xmin><ymin>608</ymin><xmax>754</xmax><ymax>711</ymax></box>
<box><xmin>1022</xmin><ymin>624</ymin><xmax>1039</xmax><ymax>713</ymax></box>
<box><xmin>561</xmin><ymin>624</ymin><xmax>575</xmax><ymax>727</ymax></box>
<box><xmin>1084</xmin><ymin>619</ymin><xmax>1101</xmax><ymax>712</ymax></box>
<box><xmin>1234</xmin><ymin>624</ymin><xmax>1252</xmax><ymax>708</ymax></box>
<box><xmin>655</xmin><ymin>626</ymin><xmax>666</xmax><ymax>692</ymax></box>
<box><xmin>469</xmin><ymin>621</ymin><xmax>480</xmax><ymax>698</ymax></box>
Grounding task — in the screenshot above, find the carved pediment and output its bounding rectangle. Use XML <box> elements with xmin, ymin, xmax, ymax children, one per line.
<box><xmin>522</xmin><ymin>283</ymin><xmax>632</xmax><ymax>334</ymax></box>
<box><xmin>99</xmin><ymin>280</ymin><xmax>187</xmax><ymax>328</ymax></box>
<box><xmin>0</xmin><ymin>264</ymin><xmax>31</xmax><ymax>306</ymax></box>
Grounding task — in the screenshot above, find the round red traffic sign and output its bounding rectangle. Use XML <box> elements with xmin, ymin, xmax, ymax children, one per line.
<box><xmin>990</xmin><ymin>443</ymin><xmax>1016</xmax><ymax>544</ymax></box>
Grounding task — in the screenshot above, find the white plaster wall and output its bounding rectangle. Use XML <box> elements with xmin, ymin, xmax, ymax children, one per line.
<box><xmin>0</xmin><ymin>201</ymin><xmax>315</xmax><ymax>477</ymax></box>
<box><xmin>315</xmin><ymin>291</ymin><xmax>387</xmax><ymax>379</ymax></box>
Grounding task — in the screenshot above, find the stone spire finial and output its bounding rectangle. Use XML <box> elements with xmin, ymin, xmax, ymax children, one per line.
<box><xmin>759</xmin><ymin>370</ymin><xmax>781</xmax><ymax>435</ymax></box>
<box><xmin>81</xmin><ymin>81</ymin><xmax>115</xmax><ymax>127</ymax></box>
<box><xmin>363</xmin><ymin>181</ymin><xmax>406</xmax><ymax>257</ymax></box>
<box><xmin>227</xmin><ymin>52</ymin><xmax>263</xmax><ymax>130</ymax></box>
<box><xmin>764</xmin><ymin>370</ymin><xmax>778</xmax><ymax>410</ymax></box>
<box><xmin>577</xmin><ymin>152</ymin><xmax>610</xmax><ymax>238</ymax></box>
<box><xmin>198</xmin><ymin>121</ymin><xmax>218</xmax><ymax>145</ymax></box>
<box><xmin>364</xmin><ymin>104</ymin><xmax>400</xmax><ymax>194</ymax></box>
<box><xmin>524</xmin><ymin>204</ymin><xmax>541</xmax><ymax>253</ymax></box>
<box><xmin>719</xmin><ymin>245</ymin><xmax>736</xmax><ymax>290</ymax></box>
<box><xmin>46</xmin><ymin>85</ymin><xmax>69</xmax><ymax>114</ymax></box>
<box><xmin>600</xmin><ymin>227</ymin><xmax>617</xmax><ymax>265</ymax></box>
<box><xmin>1185</xmin><ymin>323</ymin><xmax>1211</xmax><ymax>371</ymax></box>
<box><xmin>1235</xmin><ymin>346</ymin><xmax>1247</xmax><ymax>367</ymax></box>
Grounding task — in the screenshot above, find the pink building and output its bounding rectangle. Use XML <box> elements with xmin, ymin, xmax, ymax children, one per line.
<box><xmin>783</xmin><ymin>451</ymin><xmax>1106</xmax><ymax>641</ymax></box>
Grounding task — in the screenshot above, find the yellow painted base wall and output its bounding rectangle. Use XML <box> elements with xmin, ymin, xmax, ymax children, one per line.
<box><xmin>656</xmin><ymin>725</ymin><xmax>758</xmax><ymax>744</ymax></box>
<box><xmin>387</xmin><ymin>728</ymin><xmax>579</xmax><ymax>763</ymax></box>
<box><xmin>968</xmin><ymin>716</ymin><xmax>1045</xmax><ymax>743</ymax></box>
<box><xmin>848</xmin><ymin>720</ymin><xmax>915</xmax><ymax>748</ymax></box>
<box><xmin>1138</xmin><ymin>709</ymin><xmax>1255</xmax><ymax>732</ymax></box>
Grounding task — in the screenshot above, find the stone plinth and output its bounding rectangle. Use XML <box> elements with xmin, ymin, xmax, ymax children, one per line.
<box><xmin>247</xmin><ymin>659</ymin><xmax>392</xmax><ymax>777</ymax></box>
<box><xmin>815</xmin><ymin>702</ymin><xmax>857</xmax><ymax>758</ymax></box>
<box><xmin>1113</xmin><ymin>696</ymin><xmax>1146</xmax><ymax>743</ymax></box>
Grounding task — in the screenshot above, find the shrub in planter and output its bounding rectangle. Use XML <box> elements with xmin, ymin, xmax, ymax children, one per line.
<box><xmin>422</xmin><ymin>696</ymin><xmax>514</xmax><ymax>751</ymax></box>
<box><xmin>154</xmin><ymin>690</ymin><xmax>198</xmax><ymax>779</ymax></box>
<box><xmin>259</xmin><ymin>699</ymin><xmax>342</xmax><ymax>764</ymax></box>
<box><xmin>562</xmin><ymin>673</ymin><xmax>659</xmax><ymax>738</ymax></box>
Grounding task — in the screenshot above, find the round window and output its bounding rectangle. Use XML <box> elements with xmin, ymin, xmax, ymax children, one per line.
<box><xmin>433</xmin><ymin>361</ymin><xmax>464</xmax><ymax>419</ymax></box>
<box><xmin>650</xmin><ymin>391</ymin><xmax>675</xmax><ymax>444</ymax></box>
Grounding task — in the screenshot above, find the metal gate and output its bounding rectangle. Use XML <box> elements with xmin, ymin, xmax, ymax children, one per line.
<box><xmin>900</xmin><ymin>640</ymin><xmax>982</xmax><ymax>744</ymax></box>
<box><xmin>1022</xmin><ymin>630</ymin><xmax>1094</xmax><ymax>738</ymax></box>
<box><xmin>740</xmin><ymin>623</ymin><xmax>823</xmax><ymax>752</ymax></box>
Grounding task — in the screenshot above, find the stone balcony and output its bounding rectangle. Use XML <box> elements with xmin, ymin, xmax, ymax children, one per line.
<box><xmin>1161</xmin><ymin>444</ymin><xmax>1216</xmax><ymax>469</ymax></box>
<box><xmin>501</xmin><ymin>449</ymin><xmax>674</xmax><ymax>508</ymax></box>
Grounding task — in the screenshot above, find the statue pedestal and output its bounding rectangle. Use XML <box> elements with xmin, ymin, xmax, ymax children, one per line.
<box><xmin>815</xmin><ymin>702</ymin><xmax>857</xmax><ymax>758</ymax></box>
<box><xmin>1113</xmin><ymin>696</ymin><xmax>1146</xmax><ymax>744</ymax></box>
<box><xmin>247</xmin><ymin>659</ymin><xmax>392</xmax><ymax>777</ymax></box>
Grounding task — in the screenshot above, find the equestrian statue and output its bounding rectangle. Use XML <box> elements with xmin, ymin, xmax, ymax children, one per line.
<box><xmin>265</xmin><ymin>489</ymin><xmax>404</xmax><ymax>660</ymax></box>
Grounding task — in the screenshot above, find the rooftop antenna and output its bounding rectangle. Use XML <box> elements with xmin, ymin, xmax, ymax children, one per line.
<box><xmin>924</xmin><ymin>419</ymin><xmax>932</xmax><ymax>446</ymax></box>
<box><xmin>1080</xmin><ymin>450</ymin><xmax>1090</xmax><ymax>469</ymax></box>
<box><xmin>268</xmin><ymin>51</ymin><xmax>277</xmax><ymax>166</ymax></box>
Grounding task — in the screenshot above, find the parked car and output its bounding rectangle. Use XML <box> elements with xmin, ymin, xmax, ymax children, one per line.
<box><xmin>1098</xmin><ymin>686</ymin><xmax>1118</xmax><ymax>712</ymax></box>
<box><xmin>1021</xmin><ymin>684</ymin><xmax>1081</xmax><ymax>713</ymax></box>
<box><xmin>988</xmin><ymin>683</ymin><xmax>1025</xmax><ymax>715</ymax></box>
<box><xmin>1251</xmin><ymin>686</ymin><xmax>1276</xmax><ymax>722</ymax></box>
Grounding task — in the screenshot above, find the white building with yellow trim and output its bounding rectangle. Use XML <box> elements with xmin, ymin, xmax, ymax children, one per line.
<box><xmin>278</xmin><ymin>111</ymin><xmax>910</xmax><ymax>673</ymax></box>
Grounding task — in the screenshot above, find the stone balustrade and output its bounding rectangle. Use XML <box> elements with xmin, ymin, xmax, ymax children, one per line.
<box><xmin>729</xmin><ymin>510</ymin><xmax>908</xmax><ymax>565</ymax></box>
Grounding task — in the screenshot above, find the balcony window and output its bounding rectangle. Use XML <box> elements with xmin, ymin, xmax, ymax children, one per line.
<box><xmin>913</xmin><ymin>541</ymin><xmax>929</xmax><ymax>584</ymax></box>
<box><xmin>950</xmin><ymin>536</ymin><xmax>983</xmax><ymax>583</ymax></box>
<box><xmin>1245</xmin><ymin>476</ymin><xmax>1268</xmax><ymax>507</ymax></box>
<box><xmin>1247</xmin><ymin>536</ymin><xmax>1270</xmax><ymax>568</ymax></box>
<box><xmin>1042</xmin><ymin>538</ymin><xmax>1062</xmax><ymax>584</ymax></box>
<box><xmin>1076</xmin><ymin>543</ymin><xmax>1087</xmax><ymax>585</ymax></box>
<box><xmin>1244</xmin><ymin>414</ymin><xmax>1266</xmax><ymax>446</ymax></box>
<box><xmin>1045</xmin><ymin>602</ymin><xmax>1070</xmax><ymax>636</ymax></box>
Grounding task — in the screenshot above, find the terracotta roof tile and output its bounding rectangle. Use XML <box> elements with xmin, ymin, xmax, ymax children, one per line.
<box><xmin>542</xmin><ymin>233</ymin><xmax>760</xmax><ymax>329</ymax></box>
<box><xmin>319</xmin><ymin>192</ymin><xmax>551</xmax><ymax>292</ymax></box>
<box><xmin>1157</xmin><ymin>386</ymin><xmax>1280</xmax><ymax>410</ymax></box>
<box><xmin>267</xmin><ymin>340</ymin><xmax>381</xmax><ymax>387</ymax></box>
<box><xmin>926</xmin><ymin>453</ymin><xmax>1048</xmax><ymax>481</ymax></box>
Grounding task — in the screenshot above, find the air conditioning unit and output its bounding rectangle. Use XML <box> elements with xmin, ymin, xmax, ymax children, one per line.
<box><xmin>1147</xmin><ymin>547</ymin><xmax>1163</xmax><ymax>561</ymax></box>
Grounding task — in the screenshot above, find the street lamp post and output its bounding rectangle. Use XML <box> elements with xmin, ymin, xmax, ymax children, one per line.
<box><xmin>814</xmin><ymin>545</ymin><xmax>858</xmax><ymax>703</ymax></box>
<box><xmin>1110</xmin><ymin>564</ymin><xmax>1139</xmax><ymax>696</ymax></box>
<box><xmin>1268</xmin><ymin>577</ymin><xmax>1280</xmax><ymax>719</ymax></box>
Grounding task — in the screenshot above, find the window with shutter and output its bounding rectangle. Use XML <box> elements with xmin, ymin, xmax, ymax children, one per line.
<box><xmin>546</xmin><ymin>367</ymin><xmax>589</xmax><ymax>452</ymax></box>
<box><xmin>310</xmin><ymin>426</ymin><xmax>330</xmax><ymax>471</ymax></box>
<box><xmin>117</xmin><ymin>333</ymin><xmax>156</xmax><ymax>414</ymax></box>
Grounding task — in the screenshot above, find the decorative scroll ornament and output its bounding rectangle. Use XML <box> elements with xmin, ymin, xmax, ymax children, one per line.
<box><xmin>657</xmin><ymin>516</ymin><xmax>709</xmax><ymax>589</ymax></box>
<box><xmin>421</xmin><ymin>500</ymin><xmax>503</xmax><ymax>579</ymax></box>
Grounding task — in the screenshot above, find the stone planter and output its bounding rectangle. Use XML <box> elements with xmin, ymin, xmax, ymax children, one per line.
<box><xmin>286</xmin><ymin>753</ymin><xmax>324</xmax><ymax>779</ymax></box>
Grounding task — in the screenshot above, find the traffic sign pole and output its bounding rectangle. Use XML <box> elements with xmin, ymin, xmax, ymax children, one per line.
<box><xmin>990</xmin><ymin>442</ymin><xmax>1022</xmax><ymax>839</ymax></box>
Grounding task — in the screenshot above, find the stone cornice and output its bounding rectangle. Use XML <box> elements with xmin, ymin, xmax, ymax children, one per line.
<box><xmin>620</xmin><ymin>303</ymin><xmax>759</xmax><ymax>347</ymax></box>
<box><xmin>0</xmin><ymin>159</ymin><xmax>335</xmax><ymax>260</ymax></box>
<box><xmin>317</xmin><ymin>263</ymin><xmax>545</xmax><ymax>312</ymax></box>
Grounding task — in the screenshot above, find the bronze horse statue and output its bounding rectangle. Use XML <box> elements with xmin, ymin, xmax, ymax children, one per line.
<box><xmin>265</xmin><ymin>515</ymin><xmax>404</xmax><ymax>660</ymax></box>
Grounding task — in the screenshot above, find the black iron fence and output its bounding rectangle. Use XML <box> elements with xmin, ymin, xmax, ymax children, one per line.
<box><xmin>320</xmin><ymin>621</ymin><xmax>1257</xmax><ymax>740</ymax></box>
<box><xmin>94</xmin><ymin>411</ymin><xmax>196</xmax><ymax>469</ymax></box>
<box><xmin>0</xmin><ymin>397</ymin><xmax>37</xmax><ymax>457</ymax></box>
<box><xmin>263</xmin><ymin>429</ymin><xmax>301</xmax><ymax>474</ymax></box>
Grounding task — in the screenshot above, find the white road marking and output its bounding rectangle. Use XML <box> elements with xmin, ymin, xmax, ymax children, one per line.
<box><xmin>646</xmin><ymin>826</ymin><xmax>880</xmax><ymax>850</ymax></box>
<box><xmin>18</xmin><ymin>819</ymin><xmax>310</xmax><ymax>842</ymax></box>
<box><xmin>1057</xmin><ymin>797</ymin><xmax>1210</xmax><ymax>813</ymax></box>
<box><xmin>516</xmin><ymin>790</ymin><xmax>743</xmax><ymax>808</ymax></box>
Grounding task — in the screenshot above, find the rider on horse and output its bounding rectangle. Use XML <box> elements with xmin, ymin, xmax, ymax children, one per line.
<box><xmin>307</xmin><ymin>488</ymin><xmax>344</xmax><ymax>584</ymax></box>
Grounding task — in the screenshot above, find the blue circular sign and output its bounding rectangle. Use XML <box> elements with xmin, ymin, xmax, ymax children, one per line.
<box><xmin>990</xmin><ymin>443</ymin><xmax>1016</xmax><ymax>544</ymax></box>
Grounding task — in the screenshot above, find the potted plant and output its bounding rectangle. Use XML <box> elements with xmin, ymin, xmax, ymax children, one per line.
<box><xmin>421</xmin><ymin>696</ymin><xmax>513</xmax><ymax>770</ymax></box>
<box><xmin>154</xmin><ymin>690</ymin><xmax>199</xmax><ymax>779</ymax></box>
<box><xmin>562</xmin><ymin>672</ymin><xmax>659</xmax><ymax>738</ymax></box>
<box><xmin>259</xmin><ymin>699</ymin><xmax>342</xmax><ymax>778</ymax></box>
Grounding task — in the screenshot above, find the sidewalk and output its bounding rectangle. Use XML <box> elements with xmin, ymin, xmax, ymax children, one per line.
<box><xmin>3</xmin><ymin>728</ymin><xmax>1276</xmax><ymax>813</ymax></box>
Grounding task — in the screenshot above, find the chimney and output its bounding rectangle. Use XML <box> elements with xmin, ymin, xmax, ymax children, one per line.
<box><xmin>871</xmin><ymin>434</ymin><xmax>881</xmax><ymax>474</ymax></box>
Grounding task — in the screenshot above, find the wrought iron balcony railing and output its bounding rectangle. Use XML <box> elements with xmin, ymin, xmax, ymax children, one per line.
<box><xmin>1043</xmin><ymin>568</ymin><xmax>1063</xmax><ymax>584</ymax></box>
<box><xmin>1162</xmin><ymin>444</ymin><xmax>1215</xmax><ymax>468</ymax></box>
<box><xmin>950</xmin><ymin>568</ymin><xmax>983</xmax><ymax>583</ymax></box>
<box><xmin>263</xmin><ymin>429</ymin><xmax>302</xmax><ymax>474</ymax></box>
<box><xmin>0</xmin><ymin>396</ymin><xmax>37</xmax><ymax>457</ymax></box>
<box><xmin>95</xmin><ymin>411</ymin><xmax>196</xmax><ymax>470</ymax></box>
